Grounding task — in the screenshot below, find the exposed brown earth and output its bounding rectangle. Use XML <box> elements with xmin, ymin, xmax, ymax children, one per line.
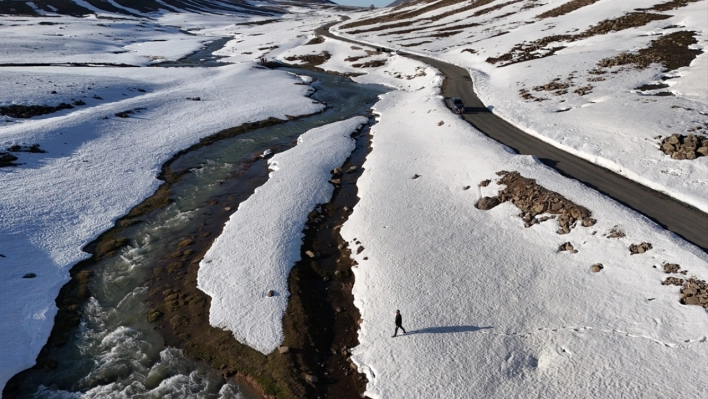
<box><xmin>659</xmin><ymin>133</ymin><xmax>708</xmax><ymax>160</ymax></box>
<box><xmin>145</xmin><ymin>123</ymin><xmax>375</xmax><ymax>399</ymax></box>
<box><xmin>284</xmin><ymin>51</ymin><xmax>332</xmax><ymax>66</ymax></box>
<box><xmin>637</xmin><ymin>0</ymin><xmax>703</xmax><ymax>12</ymax></box>
<box><xmin>352</xmin><ymin>59</ymin><xmax>387</xmax><ymax>68</ymax></box>
<box><xmin>0</xmin><ymin>102</ymin><xmax>74</xmax><ymax>118</ymax></box>
<box><xmin>0</xmin><ymin>152</ymin><xmax>19</xmax><ymax>167</ymax></box>
<box><xmin>400</xmin><ymin>40</ymin><xmax>433</xmax><ymax>47</ymax></box>
<box><xmin>597</xmin><ymin>31</ymin><xmax>702</xmax><ymax>71</ymax></box>
<box><xmin>342</xmin><ymin>0</ymin><xmax>496</xmax><ymax>30</ymax></box>
<box><xmin>475</xmin><ymin>171</ymin><xmax>595</xmax><ymax>234</ymax></box>
<box><xmin>305</xmin><ymin>36</ymin><xmax>326</xmax><ymax>45</ymax></box>
<box><xmin>536</xmin><ymin>0</ymin><xmax>601</xmax><ymax>19</ymax></box>
<box><xmin>487</xmin><ymin>13</ymin><xmax>671</xmax><ymax>66</ymax></box>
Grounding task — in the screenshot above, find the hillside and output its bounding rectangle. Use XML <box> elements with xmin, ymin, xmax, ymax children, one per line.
<box><xmin>0</xmin><ymin>0</ymin><xmax>336</xmax><ymax>17</ymax></box>
<box><xmin>334</xmin><ymin>0</ymin><xmax>708</xmax><ymax>212</ymax></box>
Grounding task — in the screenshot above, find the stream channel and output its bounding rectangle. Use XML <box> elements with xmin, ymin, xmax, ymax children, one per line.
<box><xmin>6</xmin><ymin>64</ymin><xmax>388</xmax><ymax>398</ymax></box>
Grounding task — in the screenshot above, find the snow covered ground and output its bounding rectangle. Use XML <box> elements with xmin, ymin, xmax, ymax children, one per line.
<box><xmin>333</xmin><ymin>0</ymin><xmax>708</xmax><ymax>213</ymax></box>
<box><xmin>341</xmin><ymin>78</ymin><xmax>708</xmax><ymax>398</ymax></box>
<box><xmin>0</xmin><ymin>10</ymin><xmax>327</xmax><ymax>390</ymax></box>
<box><xmin>2</xmin><ymin>1</ymin><xmax>708</xmax><ymax>397</ymax></box>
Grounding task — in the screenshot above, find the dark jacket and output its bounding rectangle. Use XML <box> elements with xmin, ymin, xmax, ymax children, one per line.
<box><xmin>395</xmin><ymin>313</ymin><xmax>402</xmax><ymax>326</ymax></box>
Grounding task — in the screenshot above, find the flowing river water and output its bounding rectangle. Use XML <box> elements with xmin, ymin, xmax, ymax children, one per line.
<box><xmin>6</xmin><ymin>67</ymin><xmax>388</xmax><ymax>398</ymax></box>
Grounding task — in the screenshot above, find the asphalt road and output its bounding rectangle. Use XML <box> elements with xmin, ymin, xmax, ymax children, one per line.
<box><xmin>315</xmin><ymin>23</ymin><xmax>708</xmax><ymax>253</ymax></box>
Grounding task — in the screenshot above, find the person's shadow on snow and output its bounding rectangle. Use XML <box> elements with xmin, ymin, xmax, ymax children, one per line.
<box><xmin>403</xmin><ymin>325</ymin><xmax>493</xmax><ymax>335</ymax></box>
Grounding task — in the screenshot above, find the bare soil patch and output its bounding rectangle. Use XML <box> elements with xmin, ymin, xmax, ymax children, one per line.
<box><xmin>637</xmin><ymin>0</ymin><xmax>703</xmax><ymax>12</ymax></box>
<box><xmin>597</xmin><ymin>31</ymin><xmax>702</xmax><ymax>71</ymax></box>
<box><xmin>536</xmin><ymin>0</ymin><xmax>601</xmax><ymax>19</ymax></box>
<box><xmin>352</xmin><ymin>59</ymin><xmax>387</xmax><ymax>68</ymax></box>
<box><xmin>284</xmin><ymin>51</ymin><xmax>331</xmax><ymax>66</ymax></box>
<box><xmin>305</xmin><ymin>36</ymin><xmax>325</xmax><ymax>45</ymax></box>
<box><xmin>1</xmin><ymin>103</ymin><xmax>74</xmax><ymax>118</ymax></box>
<box><xmin>488</xmin><ymin>12</ymin><xmax>671</xmax><ymax>66</ymax></box>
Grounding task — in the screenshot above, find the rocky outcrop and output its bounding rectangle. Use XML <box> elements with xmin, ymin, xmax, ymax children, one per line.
<box><xmin>659</xmin><ymin>133</ymin><xmax>708</xmax><ymax>160</ymax></box>
<box><xmin>475</xmin><ymin>171</ymin><xmax>595</xmax><ymax>234</ymax></box>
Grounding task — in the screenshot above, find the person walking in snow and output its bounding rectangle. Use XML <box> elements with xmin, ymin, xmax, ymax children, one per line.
<box><xmin>392</xmin><ymin>310</ymin><xmax>406</xmax><ymax>337</ymax></box>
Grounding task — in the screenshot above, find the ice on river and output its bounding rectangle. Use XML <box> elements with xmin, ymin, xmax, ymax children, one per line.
<box><xmin>197</xmin><ymin>116</ymin><xmax>368</xmax><ymax>354</ymax></box>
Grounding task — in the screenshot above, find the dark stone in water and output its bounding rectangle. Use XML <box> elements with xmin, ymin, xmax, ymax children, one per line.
<box><xmin>22</xmin><ymin>273</ymin><xmax>37</xmax><ymax>279</ymax></box>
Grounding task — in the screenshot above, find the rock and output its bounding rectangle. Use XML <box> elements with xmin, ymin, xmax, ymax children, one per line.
<box><xmin>478</xmin><ymin>179</ymin><xmax>491</xmax><ymax>187</ymax></box>
<box><xmin>581</xmin><ymin>218</ymin><xmax>596</xmax><ymax>227</ymax></box>
<box><xmin>663</xmin><ymin>263</ymin><xmax>681</xmax><ymax>273</ymax></box>
<box><xmin>267</xmin><ymin>290</ymin><xmax>274</xmax><ymax>297</ymax></box>
<box><xmin>146</xmin><ymin>309</ymin><xmax>163</xmax><ymax>322</ymax></box>
<box><xmin>412</xmin><ymin>174</ymin><xmax>421</xmax><ymax>179</ymax></box>
<box><xmin>346</xmin><ymin>166</ymin><xmax>358</xmax><ymax>173</ymax></box>
<box><xmin>22</xmin><ymin>273</ymin><xmax>37</xmax><ymax>279</ymax></box>
<box><xmin>550</xmin><ymin>202</ymin><xmax>564</xmax><ymax>211</ymax></box>
<box><xmin>278</xmin><ymin>345</ymin><xmax>290</xmax><ymax>354</ymax></box>
<box><xmin>629</xmin><ymin>242</ymin><xmax>652</xmax><ymax>254</ymax></box>
<box><xmin>559</xmin><ymin>242</ymin><xmax>575</xmax><ymax>252</ymax></box>
<box><xmin>330</xmin><ymin>178</ymin><xmax>341</xmax><ymax>185</ymax></box>
<box><xmin>305</xmin><ymin>374</ymin><xmax>318</xmax><ymax>384</ymax></box>
<box><xmin>697</xmin><ymin>147</ymin><xmax>708</xmax><ymax>156</ymax></box>
<box><xmin>305</xmin><ymin>250</ymin><xmax>316</xmax><ymax>258</ymax></box>
<box><xmin>532</xmin><ymin>204</ymin><xmax>545</xmax><ymax>214</ymax></box>
<box><xmin>475</xmin><ymin>196</ymin><xmax>500</xmax><ymax>210</ymax></box>
<box><xmin>569</xmin><ymin>208</ymin><xmax>581</xmax><ymax>219</ymax></box>
<box><xmin>463</xmin><ymin>185</ymin><xmax>471</xmax><ymax>190</ymax></box>
<box><xmin>662</xmin><ymin>277</ymin><xmax>684</xmax><ymax>286</ymax></box>
<box><xmin>591</xmin><ymin>263</ymin><xmax>604</xmax><ymax>273</ymax></box>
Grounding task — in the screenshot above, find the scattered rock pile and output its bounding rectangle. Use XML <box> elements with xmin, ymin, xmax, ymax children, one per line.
<box><xmin>680</xmin><ymin>278</ymin><xmax>708</xmax><ymax>308</ymax></box>
<box><xmin>663</xmin><ymin>263</ymin><xmax>681</xmax><ymax>273</ymax></box>
<box><xmin>597</xmin><ymin>31</ymin><xmax>702</xmax><ymax>71</ymax></box>
<box><xmin>0</xmin><ymin>152</ymin><xmax>19</xmax><ymax>167</ymax></box>
<box><xmin>629</xmin><ymin>242</ymin><xmax>652</xmax><ymax>254</ymax></box>
<box><xmin>284</xmin><ymin>51</ymin><xmax>331</xmax><ymax>66</ymax></box>
<box><xmin>352</xmin><ymin>59</ymin><xmax>387</xmax><ymax>68</ymax></box>
<box><xmin>1</xmin><ymin>102</ymin><xmax>74</xmax><ymax>118</ymax></box>
<box><xmin>659</xmin><ymin>133</ymin><xmax>708</xmax><ymax>160</ymax></box>
<box><xmin>305</xmin><ymin>36</ymin><xmax>325</xmax><ymax>45</ymax></box>
<box><xmin>475</xmin><ymin>171</ymin><xmax>596</xmax><ymax>234</ymax></box>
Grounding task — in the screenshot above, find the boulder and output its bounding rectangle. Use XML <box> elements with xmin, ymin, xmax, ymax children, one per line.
<box><xmin>305</xmin><ymin>374</ymin><xmax>318</xmax><ymax>384</ymax></box>
<box><xmin>591</xmin><ymin>263</ymin><xmax>604</xmax><ymax>273</ymax></box>
<box><xmin>278</xmin><ymin>345</ymin><xmax>290</xmax><ymax>354</ymax></box>
<box><xmin>475</xmin><ymin>196</ymin><xmax>500</xmax><ymax>210</ymax></box>
<box><xmin>629</xmin><ymin>242</ymin><xmax>652</xmax><ymax>254</ymax></box>
<box><xmin>267</xmin><ymin>290</ymin><xmax>275</xmax><ymax>297</ymax></box>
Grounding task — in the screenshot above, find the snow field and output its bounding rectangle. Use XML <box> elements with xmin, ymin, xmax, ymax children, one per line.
<box><xmin>340</xmin><ymin>81</ymin><xmax>708</xmax><ymax>398</ymax></box>
<box><xmin>0</xmin><ymin>15</ymin><xmax>213</xmax><ymax>65</ymax></box>
<box><xmin>197</xmin><ymin>116</ymin><xmax>368</xmax><ymax>354</ymax></box>
<box><xmin>333</xmin><ymin>0</ymin><xmax>708</xmax><ymax>213</ymax></box>
<box><xmin>0</xmin><ymin>61</ymin><xmax>324</xmax><ymax>391</ymax></box>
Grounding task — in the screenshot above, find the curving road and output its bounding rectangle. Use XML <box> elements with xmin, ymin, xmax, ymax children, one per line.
<box><xmin>316</xmin><ymin>22</ymin><xmax>708</xmax><ymax>253</ymax></box>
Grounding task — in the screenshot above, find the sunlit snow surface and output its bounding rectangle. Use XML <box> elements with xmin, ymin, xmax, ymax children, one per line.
<box><xmin>2</xmin><ymin>1</ymin><xmax>708</xmax><ymax>397</ymax></box>
<box><xmin>334</xmin><ymin>0</ymin><xmax>708</xmax><ymax>212</ymax></box>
